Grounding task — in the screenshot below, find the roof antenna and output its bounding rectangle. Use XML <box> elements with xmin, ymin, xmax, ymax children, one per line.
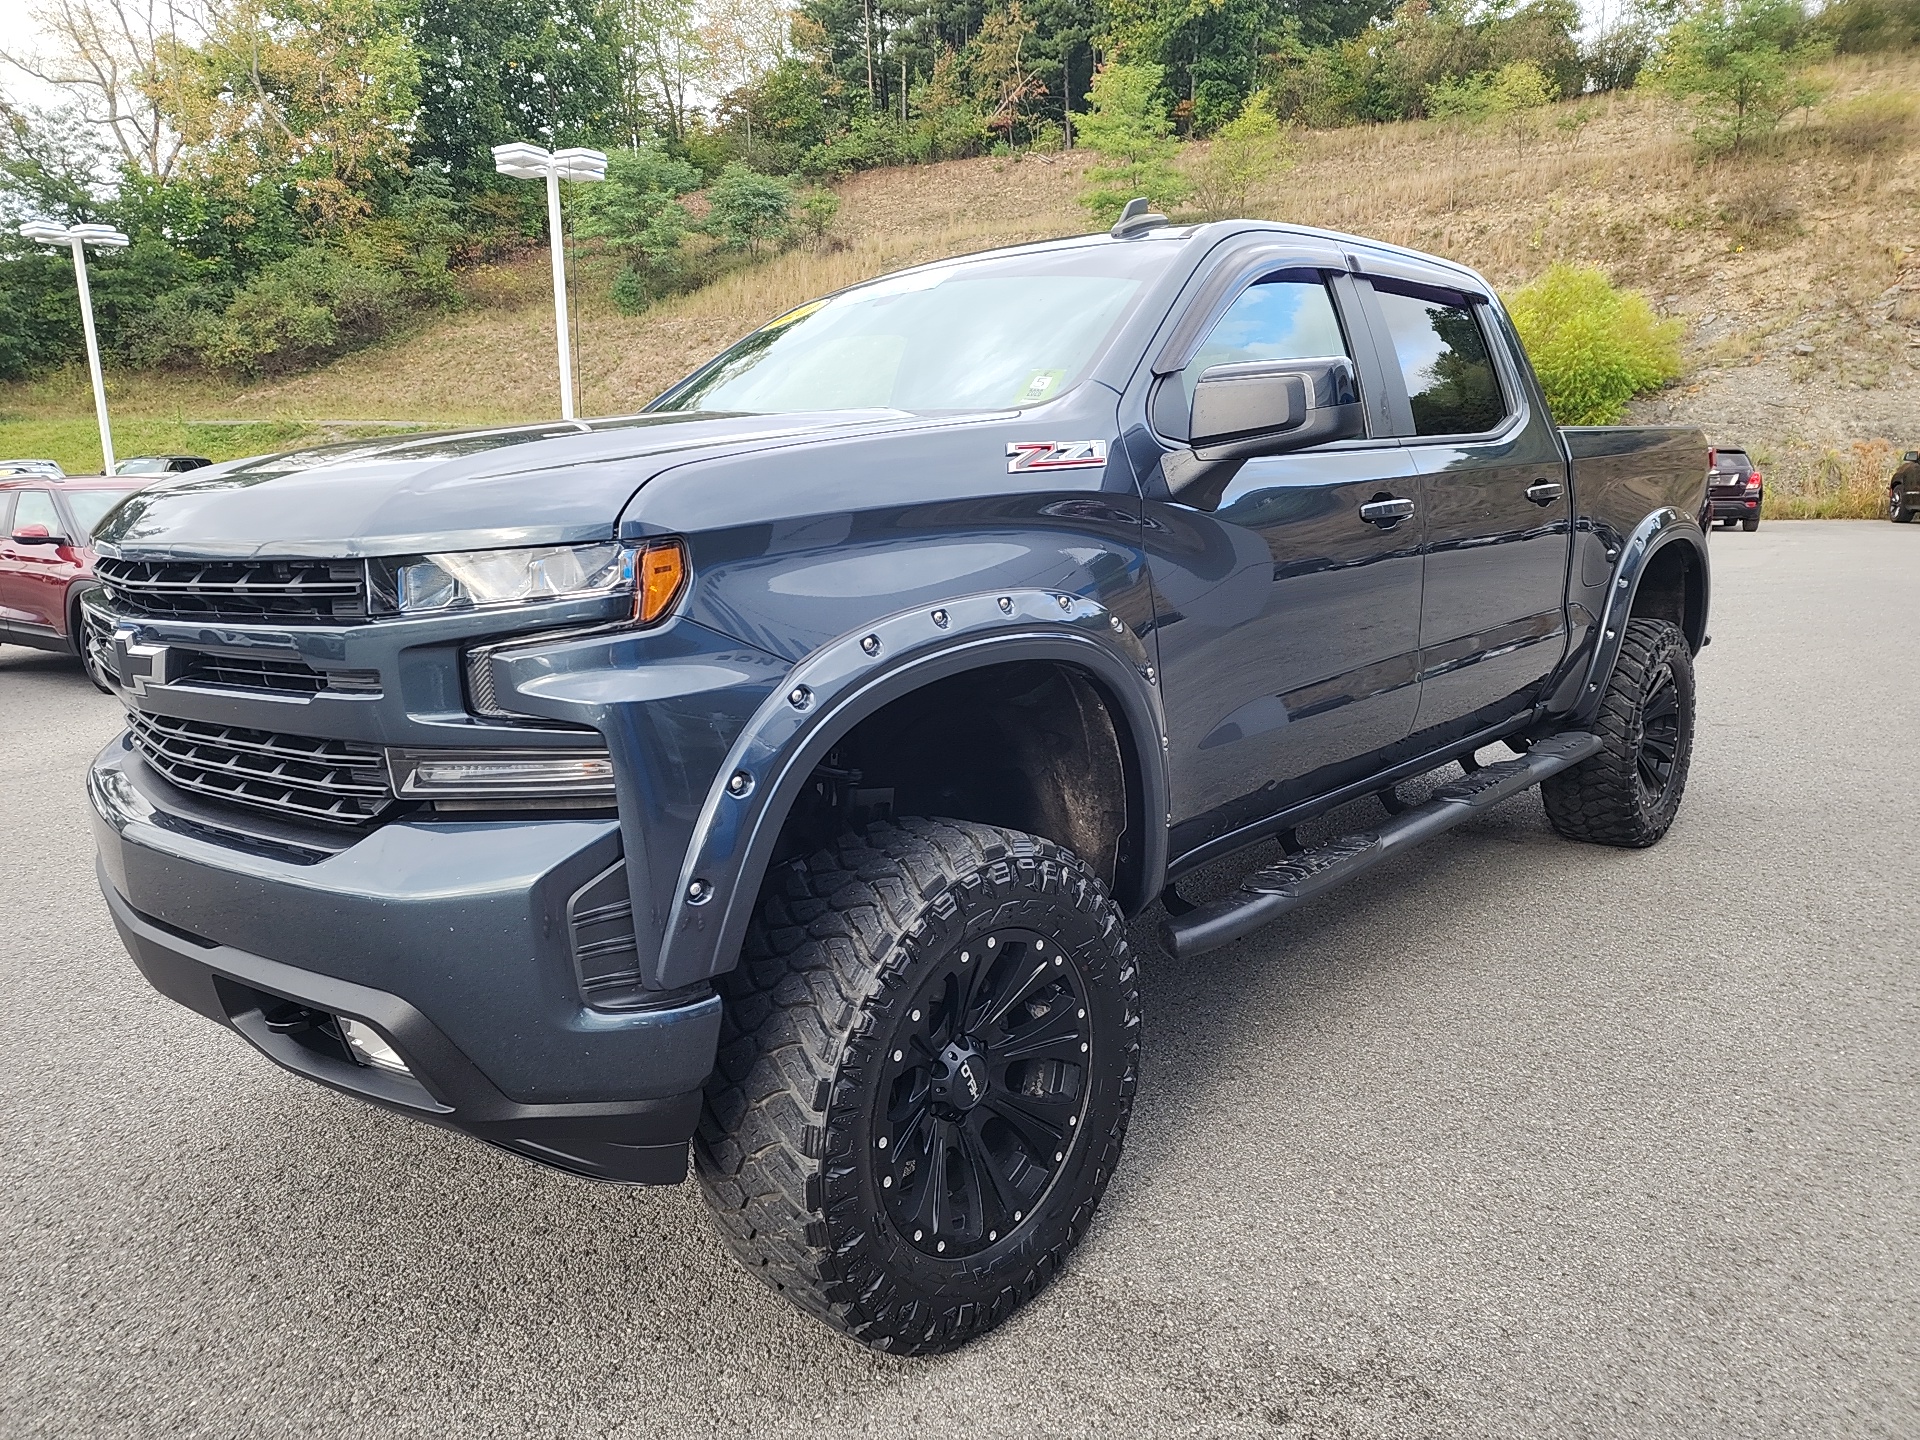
<box><xmin>1110</xmin><ymin>197</ymin><xmax>1168</xmax><ymax>239</ymax></box>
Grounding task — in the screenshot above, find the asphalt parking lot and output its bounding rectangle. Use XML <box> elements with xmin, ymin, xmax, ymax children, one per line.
<box><xmin>3</xmin><ymin>520</ymin><xmax>1915</xmax><ymax>1439</ymax></box>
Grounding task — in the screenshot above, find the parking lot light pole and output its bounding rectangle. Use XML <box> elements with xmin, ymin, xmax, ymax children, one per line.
<box><xmin>20</xmin><ymin>220</ymin><xmax>131</xmax><ymax>475</ymax></box>
<box><xmin>491</xmin><ymin>143</ymin><xmax>609</xmax><ymax>421</ymax></box>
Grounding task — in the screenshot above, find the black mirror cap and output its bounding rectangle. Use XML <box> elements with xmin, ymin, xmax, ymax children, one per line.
<box><xmin>1187</xmin><ymin>356</ymin><xmax>1364</xmax><ymax>460</ymax></box>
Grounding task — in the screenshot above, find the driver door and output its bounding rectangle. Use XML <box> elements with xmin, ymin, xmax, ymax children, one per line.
<box><xmin>1140</xmin><ymin>265</ymin><xmax>1426</xmax><ymax>849</ymax></box>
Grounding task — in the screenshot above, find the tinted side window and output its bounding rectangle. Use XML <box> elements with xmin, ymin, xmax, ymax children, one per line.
<box><xmin>13</xmin><ymin>491</ymin><xmax>60</xmax><ymax>532</ymax></box>
<box><xmin>1181</xmin><ymin>272</ymin><xmax>1348</xmax><ymax>404</ymax></box>
<box><xmin>1372</xmin><ymin>282</ymin><xmax>1506</xmax><ymax>436</ymax></box>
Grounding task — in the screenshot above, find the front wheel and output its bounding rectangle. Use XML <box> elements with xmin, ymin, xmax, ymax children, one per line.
<box><xmin>1543</xmin><ymin>618</ymin><xmax>1695</xmax><ymax>848</ymax></box>
<box><xmin>696</xmin><ymin>818</ymin><xmax>1140</xmax><ymax>1354</ymax></box>
<box><xmin>1893</xmin><ymin>485</ymin><xmax>1914</xmax><ymax>523</ymax></box>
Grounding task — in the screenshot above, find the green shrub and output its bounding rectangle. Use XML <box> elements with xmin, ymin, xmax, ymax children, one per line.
<box><xmin>573</xmin><ymin>145</ymin><xmax>703</xmax><ymax>313</ymax></box>
<box><xmin>1505</xmin><ymin>263</ymin><xmax>1684</xmax><ymax>424</ymax></box>
<box><xmin>1077</xmin><ymin>62</ymin><xmax>1189</xmax><ymax>224</ymax></box>
<box><xmin>1816</xmin><ymin>0</ymin><xmax>1920</xmax><ymax>53</ymax></box>
<box><xmin>1187</xmin><ymin>90</ymin><xmax>1295</xmax><ymax>220</ymax></box>
<box><xmin>1650</xmin><ymin>0</ymin><xmax>1831</xmax><ymax>153</ymax></box>
<box><xmin>199</xmin><ymin>247</ymin><xmax>413</xmax><ymax>377</ymax></box>
<box><xmin>704</xmin><ymin>164</ymin><xmax>795</xmax><ymax>253</ymax></box>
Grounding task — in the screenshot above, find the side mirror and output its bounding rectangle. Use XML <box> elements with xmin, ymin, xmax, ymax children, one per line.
<box><xmin>1167</xmin><ymin>357</ymin><xmax>1365</xmax><ymax>500</ymax></box>
<box><xmin>10</xmin><ymin>523</ymin><xmax>66</xmax><ymax>546</ymax></box>
<box><xmin>1905</xmin><ymin>451</ymin><xmax>1919</xmax><ymax>464</ymax></box>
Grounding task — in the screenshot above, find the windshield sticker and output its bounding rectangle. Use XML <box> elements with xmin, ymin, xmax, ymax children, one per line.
<box><xmin>1017</xmin><ymin>370</ymin><xmax>1068</xmax><ymax>405</ymax></box>
<box><xmin>762</xmin><ymin>300</ymin><xmax>826</xmax><ymax>332</ymax></box>
<box><xmin>1007</xmin><ymin>440</ymin><xmax>1109</xmax><ymax>474</ymax></box>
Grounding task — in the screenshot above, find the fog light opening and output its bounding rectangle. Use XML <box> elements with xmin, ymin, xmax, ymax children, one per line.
<box><xmin>339</xmin><ymin>1017</ymin><xmax>412</xmax><ymax>1075</ymax></box>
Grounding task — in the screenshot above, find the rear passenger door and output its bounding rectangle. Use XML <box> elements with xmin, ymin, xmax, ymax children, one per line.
<box><xmin>1362</xmin><ymin>275</ymin><xmax>1572</xmax><ymax>741</ymax></box>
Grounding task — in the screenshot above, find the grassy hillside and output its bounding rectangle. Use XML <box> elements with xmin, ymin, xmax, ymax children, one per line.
<box><xmin>4</xmin><ymin>53</ymin><xmax>1915</xmax><ymax>514</ymax></box>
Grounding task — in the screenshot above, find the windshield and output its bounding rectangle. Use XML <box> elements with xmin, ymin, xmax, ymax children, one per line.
<box><xmin>655</xmin><ymin>245</ymin><xmax>1172</xmax><ymax>415</ymax></box>
<box><xmin>116</xmin><ymin>456</ymin><xmax>172</xmax><ymax>474</ymax></box>
<box><xmin>65</xmin><ymin>489</ymin><xmax>135</xmax><ymax>536</ymax></box>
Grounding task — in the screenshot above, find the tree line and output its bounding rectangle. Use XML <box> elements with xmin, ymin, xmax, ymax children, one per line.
<box><xmin>1</xmin><ymin>0</ymin><xmax>1914</xmax><ymax>385</ymax></box>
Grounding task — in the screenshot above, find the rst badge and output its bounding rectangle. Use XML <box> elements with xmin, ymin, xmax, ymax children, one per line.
<box><xmin>1006</xmin><ymin>440</ymin><xmax>1108</xmax><ymax>474</ymax></box>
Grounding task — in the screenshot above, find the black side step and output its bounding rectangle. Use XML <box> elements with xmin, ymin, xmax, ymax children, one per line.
<box><xmin>1159</xmin><ymin>730</ymin><xmax>1604</xmax><ymax>960</ymax></box>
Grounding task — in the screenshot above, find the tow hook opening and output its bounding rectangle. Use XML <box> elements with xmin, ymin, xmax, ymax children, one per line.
<box><xmin>257</xmin><ymin>998</ymin><xmax>415</xmax><ymax>1077</ymax></box>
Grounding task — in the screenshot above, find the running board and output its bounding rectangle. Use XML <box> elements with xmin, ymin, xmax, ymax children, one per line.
<box><xmin>1159</xmin><ymin>730</ymin><xmax>1605</xmax><ymax>960</ymax></box>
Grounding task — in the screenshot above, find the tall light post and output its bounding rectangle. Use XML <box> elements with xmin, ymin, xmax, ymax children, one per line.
<box><xmin>492</xmin><ymin>142</ymin><xmax>608</xmax><ymax>421</ymax></box>
<box><xmin>21</xmin><ymin>220</ymin><xmax>131</xmax><ymax>474</ymax></box>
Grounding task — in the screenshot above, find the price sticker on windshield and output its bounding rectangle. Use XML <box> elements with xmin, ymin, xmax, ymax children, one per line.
<box><xmin>1007</xmin><ymin>440</ymin><xmax>1108</xmax><ymax>474</ymax></box>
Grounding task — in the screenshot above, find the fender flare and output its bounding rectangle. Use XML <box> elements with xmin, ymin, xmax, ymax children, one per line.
<box><xmin>1570</xmin><ymin>506</ymin><xmax>1709</xmax><ymax>729</ymax></box>
<box><xmin>647</xmin><ymin>588</ymin><xmax>1170</xmax><ymax>991</ymax></box>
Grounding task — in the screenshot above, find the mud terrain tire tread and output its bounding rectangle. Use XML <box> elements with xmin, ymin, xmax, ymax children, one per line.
<box><xmin>694</xmin><ymin>817</ymin><xmax>1139</xmax><ymax>1354</ymax></box>
<box><xmin>1542</xmin><ymin>618</ymin><xmax>1694</xmax><ymax>848</ymax></box>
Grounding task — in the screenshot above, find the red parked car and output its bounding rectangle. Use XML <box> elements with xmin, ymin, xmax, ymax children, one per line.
<box><xmin>0</xmin><ymin>475</ymin><xmax>150</xmax><ymax>662</ymax></box>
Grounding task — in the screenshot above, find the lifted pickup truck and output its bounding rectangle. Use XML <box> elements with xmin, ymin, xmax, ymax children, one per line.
<box><xmin>87</xmin><ymin>207</ymin><xmax>1709</xmax><ymax>1354</ymax></box>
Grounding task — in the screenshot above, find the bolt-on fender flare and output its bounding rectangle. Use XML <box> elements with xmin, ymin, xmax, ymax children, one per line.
<box><xmin>647</xmin><ymin>589</ymin><xmax>1171</xmax><ymax>992</ymax></box>
<box><xmin>1570</xmin><ymin>506</ymin><xmax>1709</xmax><ymax>729</ymax></box>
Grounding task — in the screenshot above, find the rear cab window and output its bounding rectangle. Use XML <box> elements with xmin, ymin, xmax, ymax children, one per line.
<box><xmin>1370</xmin><ymin>280</ymin><xmax>1509</xmax><ymax>437</ymax></box>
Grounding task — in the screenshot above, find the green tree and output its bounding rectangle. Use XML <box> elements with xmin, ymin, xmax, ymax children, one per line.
<box><xmin>1076</xmin><ymin>62</ymin><xmax>1187</xmax><ymax>224</ymax></box>
<box><xmin>1651</xmin><ymin>0</ymin><xmax>1831</xmax><ymax>153</ymax></box>
<box><xmin>1187</xmin><ymin>88</ymin><xmax>1294</xmax><ymax>219</ymax></box>
<box><xmin>704</xmin><ymin>162</ymin><xmax>794</xmax><ymax>251</ymax></box>
<box><xmin>572</xmin><ymin>143</ymin><xmax>702</xmax><ymax>310</ymax></box>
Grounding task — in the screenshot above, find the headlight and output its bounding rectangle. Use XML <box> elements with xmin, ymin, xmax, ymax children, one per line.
<box><xmin>389</xmin><ymin>541</ymin><xmax>634</xmax><ymax>614</ymax></box>
<box><xmin>376</xmin><ymin>538</ymin><xmax>689</xmax><ymax>622</ymax></box>
<box><xmin>387</xmin><ymin>746</ymin><xmax>617</xmax><ymax>796</ymax></box>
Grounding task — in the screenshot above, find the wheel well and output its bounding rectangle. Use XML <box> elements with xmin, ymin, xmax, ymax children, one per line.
<box><xmin>1629</xmin><ymin>540</ymin><xmax>1705</xmax><ymax>652</ymax></box>
<box><xmin>769</xmin><ymin>659</ymin><xmax>1141</xmax><ymax>903</ymax></box>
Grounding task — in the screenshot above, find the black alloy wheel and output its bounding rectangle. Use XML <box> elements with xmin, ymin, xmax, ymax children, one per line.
<box><xmin>1633</xmin><ymin>663</ymin><xmax>1682</xmax><ymax>810</ymax></box>
<box><xmin>873</xmin><ymin>925</ymin><xmax>1091</xmax><ymax>1259</ymax></box>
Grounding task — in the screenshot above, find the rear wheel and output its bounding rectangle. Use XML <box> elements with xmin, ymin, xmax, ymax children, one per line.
<box><xmin>696</xmin><ymin>818</ymin><xmax>1140</xmax><ymax>1354</ymax></box>
<box><xmin>1543</xmin><ymin>618</ymin><xmax>1694</xmax><ymax>848</ymax></box>
<box><xmin>1742</xmin><ymin>514</ymin><xmax>1760</xmax><ymax>532</ymax></box>
<box><xmin>1893</xmin><ymin>485</ymin><xmax>1914</xmax><ymax>523</ymax></box>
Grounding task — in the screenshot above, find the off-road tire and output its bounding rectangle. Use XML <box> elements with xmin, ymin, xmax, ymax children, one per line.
<box><xmin>1892</xmin><ymin>485</ymin><xmax>1914</xmax><ymax>523</ymax></box>
<box><xmin>1543</xmin><ymin>618</ymin><xmax>1694</xmax><ymax>848</ymax></box>
<box><xmin>695</xmin><ymin>817</ymin><xmax>1140</xmax><ymax>1354</ymax></box>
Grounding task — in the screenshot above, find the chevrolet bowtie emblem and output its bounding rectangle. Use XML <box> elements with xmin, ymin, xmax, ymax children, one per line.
<box><xmin>112</xmin><ymin>629</ymin><xmax>175</xmax><ymax>696</ymax></box>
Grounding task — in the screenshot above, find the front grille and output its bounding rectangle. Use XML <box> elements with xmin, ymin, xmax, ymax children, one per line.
<box><xmin>126</xmin><ymin>710</ymin><xmax>394</xmax><ymax>826</ymax></box>
<box><xmin>96</xmin><ymin>557</ymin><xmax>369</xmax><ymax>625</ymax></box>
<box><xmin>81</xmin><ymin>601</ymin><xmax>118</xmax><ymax>684</ymax></box>
<box><xmin>174</xmin><ymin>650</ymin><xmax>382</xmax><ymax>697</ymax></box>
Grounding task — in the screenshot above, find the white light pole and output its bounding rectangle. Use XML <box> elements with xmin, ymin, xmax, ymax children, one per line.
<box><xmin>21</xmin><ymin>220</ymin><xmax>131</xmax><ymax>475</ymax></box>
<box><xmin>492</xmin><ymin>142</ymin><xmax>608</xmax><ymax>421</ymax></box>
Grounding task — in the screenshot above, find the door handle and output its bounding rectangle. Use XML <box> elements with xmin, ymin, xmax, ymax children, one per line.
<box><xmin>1525</xmin><ymin>480</ymin><xmax>1565</xmax><ymax>505</ymax></box>
<box><xmin>1359</xmin><ymin>497</ymin><xmax>1416</xmax><ymax>525</ymax></box>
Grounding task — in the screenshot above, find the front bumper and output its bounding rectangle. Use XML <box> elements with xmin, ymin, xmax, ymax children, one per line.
<box><xmin>90</xmin><ymin>738</ymin><xmax>722</xmax><ymax>1184</ymax></box>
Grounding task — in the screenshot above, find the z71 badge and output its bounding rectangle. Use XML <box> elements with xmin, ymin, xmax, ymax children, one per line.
<box><xmin>1006</xmin><ymin>440</ymin><xmax>1108</xmax><ymax>474</ymax></box>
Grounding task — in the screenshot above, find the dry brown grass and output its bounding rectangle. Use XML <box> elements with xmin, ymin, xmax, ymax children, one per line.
<box><xmin>1759</xmin><ymin>438</ymin><xmax>1904</xmax><ymax>518</ymax></box>
<box><xmin>3</xmin><ymin>54</ymin><xmax>1915</xmax><ymax>500</ymax></box>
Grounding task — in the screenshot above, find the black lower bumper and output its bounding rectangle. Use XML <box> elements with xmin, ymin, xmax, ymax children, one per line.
<box><xmin>1709</xmin><ymin>495</ymin><xmax>1760</xmax><ymax>519</ymax></box>
<box><xmin>102</xmin><ymin>875</ymin><xmax>706</xmax><ymax>1184</ymax></box>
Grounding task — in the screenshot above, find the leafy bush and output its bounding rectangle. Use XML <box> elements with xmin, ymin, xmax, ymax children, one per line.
<box><xmin>1816</xmin><ymin>0</ymin><xmax>1920</xmax><ymax>53</ymax></box>
<box><xmin>1077</xmin><ymin>63</ymin><xmax>1189</xmax><ymax>224</ymax></box>
<box><xmin>573</xmin><ymin>145</ymin><xmax>703</xmax><ymax>313</ymax></box>
<box><xmin>199</xmin><ymin>247</ymin><xmax>414</xmax><ymax>377</ymax></box>
<box><xmin>704</xmin><ymin>164</ymin><xmax>795</xmax><ymax>252</ymax></box>
<box><xmin>1650</xmin><ymin>0</ymin><xmax>1831</xmax><ymax>153</ymax></box>
<box><xmin>1505</xmin><ymin>263</ymin><xmax>1684</xmax><ymax>424</ymax></box>
<box><xmin>1188</xmin><ymin>90</ymin><xmax>1295</xmax><ymax>220</ymax></box>
<box><xmin>1426</xmin><ymin>60</ymin><xmax>1556</xmax><ymax>121</ymax></box>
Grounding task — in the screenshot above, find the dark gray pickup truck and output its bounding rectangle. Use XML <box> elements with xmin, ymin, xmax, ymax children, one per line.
<box><xmin>85</xmin><ymin>206</ymin><xmax>1710</xmax><ymax>1353</ymax></box>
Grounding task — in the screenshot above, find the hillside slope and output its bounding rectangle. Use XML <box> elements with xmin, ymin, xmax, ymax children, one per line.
<box><xmin>5</xmin><ymin>54</ymin><xmax>1915</xmax><ymax>505</ymax></box>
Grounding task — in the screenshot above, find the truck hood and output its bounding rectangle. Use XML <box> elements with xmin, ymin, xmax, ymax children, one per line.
<box><xmin>92</xmin><ymin>410</ymin><xmax>910</xmax><ymax>560</ymax></box>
